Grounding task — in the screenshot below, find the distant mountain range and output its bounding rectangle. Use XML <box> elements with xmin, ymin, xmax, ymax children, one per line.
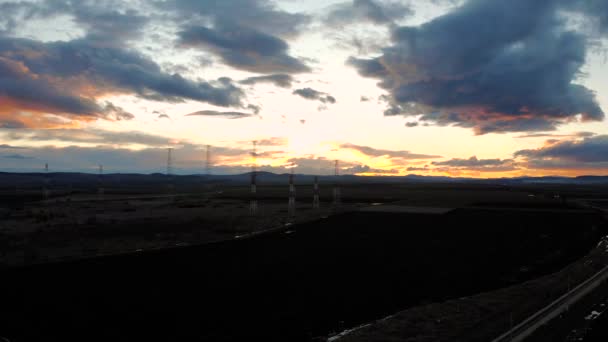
<box><xmin>1</xmin><ymin>171</ymin><xmax>608</xmax><ymax>190</ymax></box>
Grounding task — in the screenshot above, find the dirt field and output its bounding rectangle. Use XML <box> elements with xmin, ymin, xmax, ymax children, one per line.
<box><xmin>0</xmin><ymin>205</ymin><xmax>605</xmax><ymax>341</ymax></box>
<box><xmin>1</xmin><ymin>180</ymin><xmax>608</xmax><ymax>341</ymax></box>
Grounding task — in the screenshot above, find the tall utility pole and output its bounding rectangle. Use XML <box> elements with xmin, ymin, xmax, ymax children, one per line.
<box><xmin>167</xmin><ymin>148</ymin><xmax>174</xmax><ymax>196</ymax></box>
<box><xmin>167</xmin><ymin>147</ymin><xmax>173</xmax><ymax>176</ymax></box>
<box><xmin>205</xmin><ymin>144</ymin><xmax>211</xmax><ymax>177</ymax></box>
<box><xmin>249</xmin><ymin>141</ymin><xmax>258</xmax><ymax>215</ymax></box>
<box><xmin>333</xmin><ymin>160</ymin><xmax>341</xmax><ymax>208</ymax></box>
<box><xmin>43</xmin><ymin>163</ymin><xmax>50</xmax><ymax>200</ymax></box>
<box><xmin>288</xmin><ymin>165</ymin><xmax>296</xmax><ymax>217</ymax></box>
<box><xmin>97</xmin><ymin>164</ymin><xmax>104</xmax><ymax>200</ymax></box>
<box><xmin>313</xmin><ymin>175</ymin><xmax>320</xmax><ymax>209</ymax></box>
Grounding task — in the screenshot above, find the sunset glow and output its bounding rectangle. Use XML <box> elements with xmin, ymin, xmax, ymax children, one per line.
<box><xmin>0</xmin><ymin>0</ymin><xmax>607</xmax><ymax>177</ymax></box>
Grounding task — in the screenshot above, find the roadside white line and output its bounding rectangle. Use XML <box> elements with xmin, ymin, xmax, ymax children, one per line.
<box><xmin>491</xmin><ymin>265</ymin><xmax>608</xmax><ymax>342</ymax></box>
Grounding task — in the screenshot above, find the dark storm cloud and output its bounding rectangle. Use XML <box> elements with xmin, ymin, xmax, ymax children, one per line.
<box><xmin>0</xmin><ymin>36</ymin><xmax>245</xmax><ymax>126</ymax></box>
<box><xmin>3</xmin><ymin>153</ymin><xmax>33</xmax><ymax>160</ymax></box>
<box><xmin>0</xmin><ymin>119</ymin><xmax>27</xmax><ymax>129</ymax></box>
<box><xmin>0</xmin><ymin>1</ymin><xmax>149</xmax><ymax>46</ymax></box>
<box><xmin>240</xmin><ymin>74</ymin><xmax>294</xmax><ymax>88</ymax></box>
<box><xmin>405</xmin><ymin>122</ymin><xmax>418</xmax><ymax>127</ymax></box>
<box><xmin>0</xmin><ymin>132</ymin><xmax>261</xmax><ymax>173</ymax></box>
<box><xmin>342</xmin><ymin>164</ymin><xmax>399</xmax><ymax>174</ymax></box>
<box><xmin>432</xmin><ymin>156</ymin><xmax>513</xmax><ymax>167</ymax></box>
<box><xmin>347</xmin><ymin>0</ymin><xmax>605</xmax><ymax>134</ymax></box>
<box><xmin>0</xmin><ymin>2</ymin><xmax>26</xmax><ymax>33</ymax></box>
<box><xmin>340</xmin><ymin>143</ymin><xmax>440</xmax><ymax>159</ymax></box>
<box><xmin>284</xmin><ymin>157</ymin><xmax>390</xmax><ymax>175</ymax></box>
<box><xmin>159</xmin><ymin>0</ymin><xmax>311</xmax><ymax>74</ymax></box>
<box><xmin>0</xmin><ymin>143</ymin><xmax>251</xmax><ymax>174</ymax></box>
<box><xmin>186</xmin><ymin>110</ymin><xmax>258</xmax><ymax>120</ymax></box>
<box><xmin>406</xmin><ymin>166</ymin><xmax>428</xmax><ymax>172</ymax></box>
<box><xmin>324</xmin><ymin>0</ymin><xmax>414</xmax><ymax>27</ymax></box>
<box><xmin>560</xmin><ymin>0</ymin><xmax>608</xmax><ymax>35</ymax></box>
<box><xmin>292</xmin><ymin>88</ymin><xmax>336</xmax><ymax>104</ymax></box>
<box><xmin>71</xmin><ymin>7</ymin><xmax>149</xmax><ymax>47</ymax></box>
<box><xmin>516</xmin><ymin>131</ymin><xmax>596</xmax><ymax>138</ymax></box>
<box><xmin>0</xmin><ymin>144</ymin><xmax>24</xmax><ymax>149</ymax></box>
<box><xmin>178</xmin><ymin>24</ymin><xmax>310</xmax><ymax>74</ymax></box>
<box><xmin>2</xmin><ymin>128</ymin><xmax>178</xmax><ymax>147</ymax></box>
<box><xmin>430</xmin><ymin>156</ymin><xmax>519</xmax><ymax>173</ymax></box>
<box><xmin>254</xmin><ymin>138</ymin><xmax>288</xmax><ymax>147</ymax></box>
<box><xmin>515</xmin><ymin>135</ymin><xmax>608</xmax><ymax>163</ymax></box>
<box><xmin>101</xmin><ymin>102</ymin><xmax>135</xmax><ymax>121</ymax></box>
<box><xmin>158</xmin><ymin>0</ymin><xmax>310</xmax><ymax>38</ymax></box>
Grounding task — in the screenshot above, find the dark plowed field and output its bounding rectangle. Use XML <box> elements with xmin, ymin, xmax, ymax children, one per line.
<box><xmin>0</xmin><ymin>208</ymin><xmax>604</xmax><ymax>342</ymax></box>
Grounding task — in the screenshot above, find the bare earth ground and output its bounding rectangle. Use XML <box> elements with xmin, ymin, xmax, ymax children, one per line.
<box><xmin>1</xmin><ymin>182</ymin><xmax>551</xmax><ymax>267</ymax></box>
<box><xmin>331</xmin><ymin>238</ymin><xmax>608</xmax><ymax>342</ymax></box>
<box><xmin>0</xmin><ymin>194</ymin><xmax>343</xmax><ymax>266</ymax></box>
<box><xmin>1</xmin><ymin>181</ymin><xmax>608</xmax><ymax>341</ymax></box>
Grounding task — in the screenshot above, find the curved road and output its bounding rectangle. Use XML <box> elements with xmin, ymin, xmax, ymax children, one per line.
<box><xmin>491</xmin><ymin>264</ymin><xmax>608</xmax><ymax>342</ymax></box>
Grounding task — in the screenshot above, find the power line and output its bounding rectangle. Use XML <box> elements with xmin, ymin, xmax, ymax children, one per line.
<box><xmin>313</xmin><ymin>175</ymin><xmax>320</xmax><ymax>209</ymax></box>
<box><xmin>249</xmin><ymin>141</ymin><xmax>258</xmax><ymax>215</ymax></box>
<box><xmin>333</xmin><ymin>160</ymin><xmax>341</xmax><ymax>208</ymax></box>
<box><xmin>98</xmin><ymin>164</ymin><xmax>104</xmax><ymax>199</ymax></box>
<box><xmin>205</xmin><ymin>145</ymin><xmax>211</xmax><ymax>176</ymax></box>
<box><xmin>167</xmin><ymin>147</ymin><xmax>173</xmax><ymax>176</ymax></box>
<box><xmin>166</xmin><ymin>148</ymin><xmax>174</xmax><ymax>197</ymax></box>
<box><xmin>288</xmin><ymin>164</ymin><xmax>296</xmax><ymax>217</ymax></box>
<box><xmin>43</xmin><ymin>163</ymin><xmax>50</xmax><ymax>201</ymax></box>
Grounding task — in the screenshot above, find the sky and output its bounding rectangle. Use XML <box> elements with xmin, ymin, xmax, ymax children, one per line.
<box><xmin>0</xmin><ymin>0</ymin><xmax>607</xmax><ymax>177</ymax></box>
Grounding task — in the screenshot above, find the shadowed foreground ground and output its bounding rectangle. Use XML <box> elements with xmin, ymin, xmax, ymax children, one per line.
<box><xmin>0</xmin><ymin>208</ymin><xmax>604</xmax><ymax>342</ymax></box>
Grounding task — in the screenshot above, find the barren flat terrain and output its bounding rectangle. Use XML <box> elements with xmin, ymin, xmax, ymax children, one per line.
<box><xmin>1</xmin><ymin>177</ymin><xmax>608</xmax><ymax>341</ymax></box>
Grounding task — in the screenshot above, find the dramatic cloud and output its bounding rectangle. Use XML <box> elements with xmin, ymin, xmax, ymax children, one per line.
<box><xmin>178</xmin><ymin>24</ymin><xmax>310</xmax><ymax>74</ymax></box>
<box><xmin>342</xmin><ymin>164</ymin><xmax>399</xmax><ymax>174</ymax></box>
<box><xmin>431</xmin><ymin>156</ymin><xmax>518</xmax><ymax>173</ymax></box>
<box><xmin>560</xmin><ymin>0</ymin><xmax>608</xmax><ymax>35</ymax></box>
<box><xmin>0</xmin><ymin>36</ymin><xmax>245</xmax><ymax>127</ymax></box>
<box><xmin>0</xmin><ymin>138</ymin><xmax>256</xmax><ymax>174</ymax></box>
<box><xmin>255</xmin><ymin>137</ymin><xmax>288</xmax><ymax>147</ymax></box>
<box><xmin>515</xmin><ymin>135</ymin><xmax>608</xmax><ymax>164</ymax></box>
<box><xmin>292</xmin><ymin>88</ymin><xmax>336</xmax><ymax>104</ymax></box>
<box><xmin>284</xmin><ymin>157</ymin><xmax>392</xmax><ymax>175</ymax></box>
<box><xmin>0</xmin><ymin>144</ymin><xmax>23</xmax><ymax>149</ymax></box>
<box><xmin>240</xmin><ymin>74</ymin><xmax>294</xmax><ymax>88</ymax></box>
<box><xmin>186</xmin><ymin>110</ymin><xmax>259</xmax><ymax>120</ymax></box>
<box><xmin>2</xmin><ymin>128</ymin><xmax>179</xmax><ymax>147</ymax></box>
<box><xmin>516</xmin><ymin>131</ymin><xmax>596</xmax><ymax>138</ymax></box>
<box><xmin>348</xmin><ymin>0</ymin><xmax>605</xmax><ymax>134</ymax></box>
<box><xmin>340</xmin><ymin>143</ymin><xmax>440</xmax><ymax>159</ymax></box>
<box><xmin>324</xmin><ymin>0</ymin><xmax>414</xmax><ymax>27</ymax></box>
<box><xmin>405</xmin><ymin>122</ymin><xmax>418</xmax><ymax>127</ymax></box>
<box><xmin>0</xmin><ymin>119</ymin><xmax>27</xmax><ymax>129</ymax></box>
<box><xmin>158</xmin><ymin>0</ymin><xmax>310</xmax><ymax>38</ymax></box>
<box><xmin>433</xmin><ymin>156</ymin><xmax>513</xmax><ymax>167</ymax></box>
<box><xmin>406</xmin><ymin>166</ymin><xmax>429</xmax><ymax>172</ymax></box>
<box><xmin>0</xmin><ymin>1</ymin><xmax>150</xmax><ymax>47</ymax></box>
<box><xmin>3</xmin><ymin>153</ymin><xmax>33</xmax><ymax>160</ymax></box>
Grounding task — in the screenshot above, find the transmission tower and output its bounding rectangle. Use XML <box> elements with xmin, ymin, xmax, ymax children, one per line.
<box><xmin>249</xmin><ymin>141</ymin><xmax>258</xmax><ymax>215</ymax></box>
<box><xmin>43</xmin><ymin>163</ymin><xmax>50</xmax><ymax>200</ymax></box>
<box><xmin>166</xmin><ymin>148</ymin><xmax>174</xmax><ymax>196</ymax></box>
<box><xmin>313</xmin><ymin>176</ymin><xmax>320</xmax><ymax>209</ymax></box>
<box><xmin>288</xmin><ymin>165</ymin><xmax>296</xmax><ymax>217</ymax></box>
<box><xmin>333</xmin><ymin>160</ymin><xmax>341</xmax><ymax>208</ymax></box>
<box><xmin>167</xmin><ymin>148</ymin><xmax>173</xmax><ymax>176</ymax></box>
<box><xmin>205</xmin><ymin>144</ymin><xmax>211</xmax><ymax>177</ymax></box>
<box><xmin>97</xmin><ymin>164</ymin><xmax>104</xmax><ymax>199</ymax></box>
